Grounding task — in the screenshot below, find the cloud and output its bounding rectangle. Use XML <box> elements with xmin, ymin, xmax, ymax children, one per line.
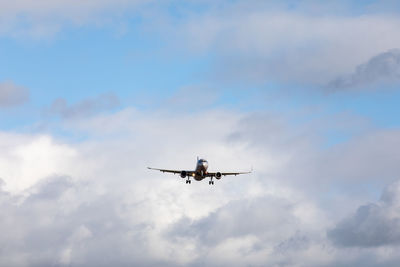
<box><xmin>0</xmin><ymin>109</ymin><xmax>258</xmax><ymax>266</ymax></box>
<box><xmin>45</xmin><ymin>93</ymin><xmax>120</xmax><ymax>119</ymax></box>
<box><xmin>163</xmin><ymin>3</ymin><xmax>400</xmax><ymax>85</ymax></box>
<box><xmin>0</xmin><ymin>81</ymin><xmax>29</xmax><ymax>107</ymax></box>
<box><xmin>166</xmin><ymin>85</ymin><xmax>219</xmax><ymax>110</ymax></box>
<box><xmin>0</xmin><ymin>108</ymin><xmax>315</xmax><ymax>266</ymax></box>
<box><xmin>0</xmin><ymin>0</ymin><xmax>150</xmax><ymax>37</ymax></box>
<box><xmin>165</xmin><ymin>195</ymin><xmax>330</xmax><ymax>267</ymax></box>
<box><xmin>229</xmin><ymin>113</ymin><xmax>400</xmax><ymax>189</ymax></box>
<box><xmin>2</xmin><ymin>107</ymin><xmax>400</xmax><ymax>266</ymax></box>
<box><xmin>328</xmin><ymin>49</ymin><xmax>400</xmax><ymax>89</ymax></box>
<box><xmin>328</xmin><ymin>180</ymin><xmax>400</xmax><ymax>248</ymax></box>
<box><xmin>167</xmin><ymin>196</ymin><xmax>302</xmax><ymax>247</ymax></box>
<box><xmin>0</xmin><ymin>175</ymin><xmax>156</xmax><ymax>267</ymax></box>
<box><xmin>0</xmin><ymin>133</ymin><xmax>76</xmax><ymax>192</ymax></box>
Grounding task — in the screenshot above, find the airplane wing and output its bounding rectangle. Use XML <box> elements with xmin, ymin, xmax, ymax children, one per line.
<box><xmin>206</xmin><ymin>170</ymin><xmax>252</xmax><ymax>177</ymax></box>
<box><xmin>147</xmin><ymin>167</ymin><xmax>194</xmax><ymax>176</ymax></box>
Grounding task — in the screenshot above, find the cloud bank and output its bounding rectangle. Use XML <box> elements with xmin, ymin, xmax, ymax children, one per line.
<box><xmin>1</xmin><ymin>108</ymin><xmax>400</xmax><ymax>266</ymax></box>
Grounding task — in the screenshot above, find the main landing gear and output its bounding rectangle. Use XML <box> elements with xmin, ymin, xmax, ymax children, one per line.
<box><xmin>209</xmin><ymin>178</ymin><xmax>214</xmax><ymax>185</ymax></box>
<box><xmin>186</xmin><ymin>179</ymin><xmax>191</xmax><ymax>184</ymax></box>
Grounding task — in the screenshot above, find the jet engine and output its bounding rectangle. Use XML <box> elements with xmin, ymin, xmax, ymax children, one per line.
<box><xmin>180</xmin><ymin>171</ymin><xmax>187</xmax><ymax>178</ymax></box>
<box><xmin>215</xmin><ymin>172</ymin><xmax>222</xmax><ymax>179</ymax></box>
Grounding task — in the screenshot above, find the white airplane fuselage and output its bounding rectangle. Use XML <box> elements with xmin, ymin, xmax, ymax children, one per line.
<box><xmin>193</xmin><ymin>159</ymin><xmax>209</xmax><ymax>180</ymax></box>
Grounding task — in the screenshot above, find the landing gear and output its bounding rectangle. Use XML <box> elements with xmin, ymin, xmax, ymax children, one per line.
<box><xmin>186</xmin><ymin>179</ymin><xmax>191</xmax><ymax>184</ymax></box>
<box><xmin>209</xmin><ymin>180</ymin><xmax>214</xmax><ymax>185</ymax></box>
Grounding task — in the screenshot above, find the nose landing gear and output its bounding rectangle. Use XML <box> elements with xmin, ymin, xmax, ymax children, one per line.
<box><xmin>186</xmin><ymin>179</ymin><xmax>191</xmax><ymax>184</ymax></box>
<box><xmin>209</xmin><ymin>179</ymin><xmax>214</xmax><ymax>185</ymax></box>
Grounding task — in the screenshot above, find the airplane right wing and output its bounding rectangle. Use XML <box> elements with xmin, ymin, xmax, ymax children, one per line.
<box><xmin>206</xmin><ymin>170</ymin><xmax>252</xmax><ymax>177</ymax></box>
<box><xmin>220</xmin><ymin>171</ymin><xmax>252</xmax><ymax>176</ymax></box>
<box><xmin>147</xmin><ymin>167</ymin><xmax>194</xmax><ymax>176</ymax></box>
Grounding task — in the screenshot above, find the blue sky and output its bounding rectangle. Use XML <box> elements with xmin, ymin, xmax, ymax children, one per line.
<box><xmin>1</xmin><ymin>0</ymin><xmax>399</xmax><ymax>133</ymax></box>
<box><xmin>1</xmin><ymin>1</ymin><xmax>400</xmax><ymax>266</ymax></box>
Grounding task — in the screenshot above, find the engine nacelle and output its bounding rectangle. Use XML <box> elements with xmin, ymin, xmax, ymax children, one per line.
<box><xmin>180</xmin><ymin>171</ymin><xmax>187</xmax><ymax>178</ymax></box>
<box><xmin>215</xmin><ymin>172</ymin><xmax>222</xmax><ymax>179</ymax></box>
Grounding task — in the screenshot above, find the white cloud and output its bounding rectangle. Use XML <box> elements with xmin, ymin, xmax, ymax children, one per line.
<box><xmin>0</xmin><ymin>133</ymin><xmax>76</xmax><ymax>192</ymax></box>
<box><xmin>174</xmin><ymin>11</ymin><xmax>400</xmax><ymax>85</ymax></box>
<box><xmin>0</xmin><ymin>107</ymin><xmax>400</xmax><ymax>266</ymax></box>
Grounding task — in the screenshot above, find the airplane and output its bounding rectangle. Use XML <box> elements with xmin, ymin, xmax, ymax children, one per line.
<box><xmin>147</xmin><ymin>157</ymin><xmax>252</xmax><ymax>185</ymax></box>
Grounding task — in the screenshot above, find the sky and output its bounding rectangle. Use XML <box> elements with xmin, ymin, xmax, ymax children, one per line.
<box><xmin>1</xmin><ymin>0</ymin><xmax>400</xmax><ymax>266</ymax></box>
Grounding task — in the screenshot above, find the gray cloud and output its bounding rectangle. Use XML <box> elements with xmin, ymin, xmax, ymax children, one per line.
<box><xmin>229</xmin><ymin>113</ymin><xmax>400</xmax><ymax>191</ymax></box>
<box><xmin>328</xmin><ymin>180</ymin><xmax>400</xmax><ymax>247</ymax></box>
<box><xmin>165</xmin><ymin>196</ymin><xmax>326</xmax><ymax>267</ymax></box>
<box><xmin>0</xmin><ymin>81</ymin><xmax>29</xmax><ymax>107</ymax></box>
<box><xmin>0</xmin><ymin>175</ymin><xmax>157</xmax><ymax>267</ymax></box>
<box><xmin>329</xmin><ymin>49</ymin><xmax>400</xmax><ymax>89</ymax></box>
<box><xmin>167</xmin><ymin>196</ymin><xmax>300</xmax><ymax>247</ymax></box>
<box><xmin>46</xmin><ymin>93</ymin><xmax>120</xmax><ymax>119</ymax></box>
